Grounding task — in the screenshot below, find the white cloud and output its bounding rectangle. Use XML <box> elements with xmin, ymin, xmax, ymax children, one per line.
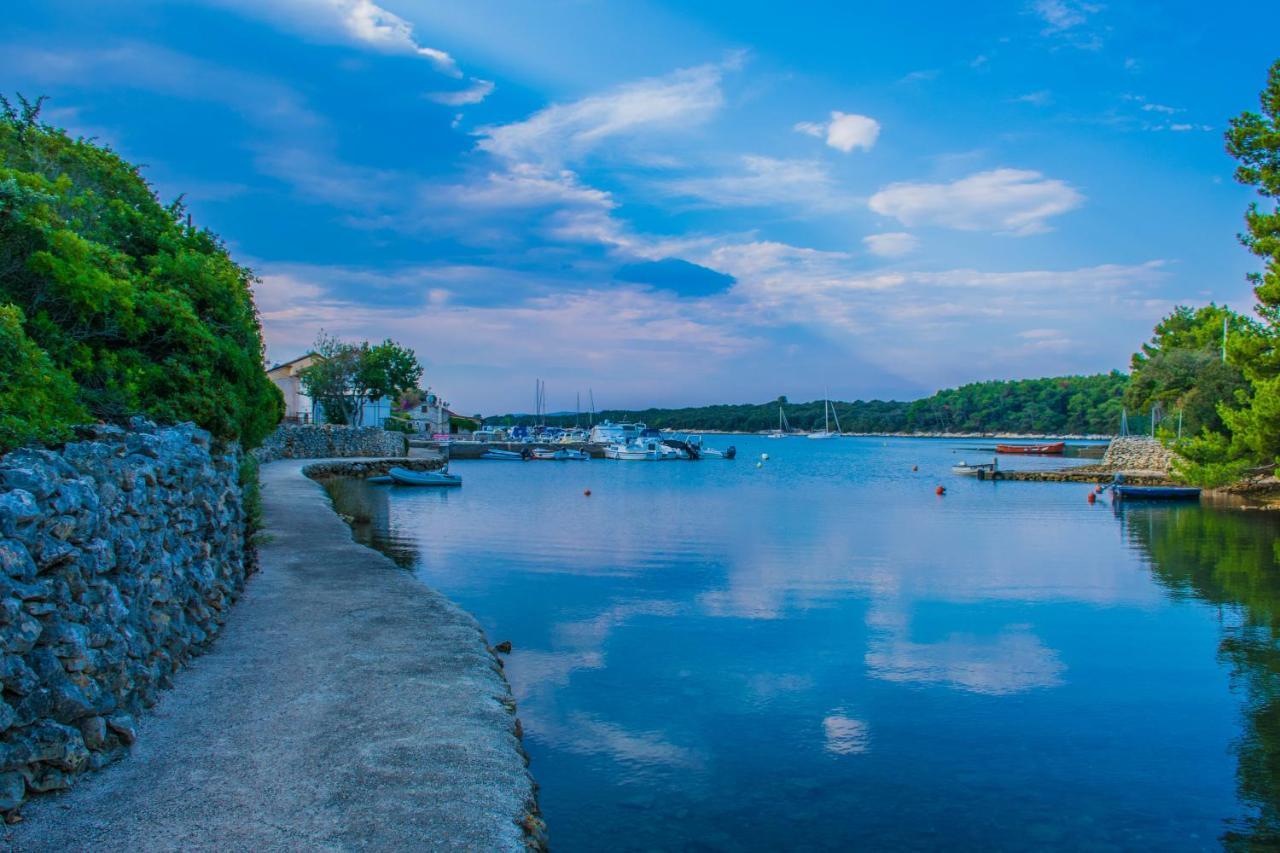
<box><xmin>1032</xmin><ymin>0</ymin><xmax>1101</xmax><ymax>33</ymax></box>
<box><xmin>425</xmin><ymin>77</ymin><xmax>494</xmax><ymax>106</ymax></box>
<box><xmin>662</xmin><ymin>156</ymin><xmax>837</xmax><ymax>209</ymax></box>
<box><xmin>1014</xmin><ymin>90</ymin><xmax>1052</xmax><ymax>106</ymax></box>
<box><xmin>476</xmin><ymin>62</ymin><xmax>727</xmax><ymax>165</ymax></box>
<box><xmin>868</xmin><ymin>168</ymin><xmax>1083</xmax><ymax>235</ymax></box>
<box><xmin>1141</xmin><ymin>102</ymin><xmax>1180</xmax><ymax>114</ymax></box>
<box><xmin>866</xmin><ymin>625</ymin><xmax>1065</xmax><ymax>695</ymax></box>
<box><xmin>794</xmin><ymin>111</ymin><xmax>880</xmax><ymax>153</ymax></box>
<box><xmin>205</xmin><ymin>0</ymin><xmax>461</xmax><ymax>75</ymax></box>
<box><xmin>863</xmin><ymin>232</ymin><xmax>920</xmax><ymax>257</ymax></box>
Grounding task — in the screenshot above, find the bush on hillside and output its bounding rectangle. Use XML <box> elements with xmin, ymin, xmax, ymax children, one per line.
<box><xmin>0</xmin><ymin>95</ymin><xmax>282</xmax><ymax>452</ymax></box>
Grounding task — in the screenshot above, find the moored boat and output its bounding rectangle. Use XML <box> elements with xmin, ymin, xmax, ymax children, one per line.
<box><xmin>1112</xmin><ymin>484</ymin><xmax>1201</xmax><ymax>500</ymax></box>
<box><xmin>995</xmin><ymin>441</ymin><xmax>1065</xmax><ymax>455</ymax></box>
<box><xmin>952</xmin><ymin>459</ymin><xmax>998</xmax><ymax>476</ymax></box>
<box><xmin>387</xmin><ymin>466</ymin><xmax>463</xmax><ymax>487</ymax></box>
<box><xmin>482</xmin><ymin>448</ymin><xmax>528</xmax><ymax>460</ymax></box>
<box><xmin>531</xmin><ymin>448</ymin><xmax>589</xmax><ymax>460</ymax></box>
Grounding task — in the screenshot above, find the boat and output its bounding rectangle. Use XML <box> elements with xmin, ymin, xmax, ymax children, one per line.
<box><xmin>684</xmin><ymin>435</ymin><xmax>736</xmax><ymax>459</ymax></box>
<box><xmin>808</xmin><ymin>391</ymin><xmax>842</xmax><ymax>440</ymax></box>
<box><xmin>482</xmin><ymin>448</ymin><xmax>528</xmax><ymax>460</ymax></box>
<box><xmin>387</xmin><ymin>466</ymin><xmax>463</xmax><ymax>487</ymax></box>
<box><xmin>604</xmin><ymin>432</ymin><xmax>685</xmax><ymax>461</ymax></box>
<box><xmin>531</xmin><ymin>448</ymin><xmax>589</xmax><ymax>460</ymax></box>
<box><xmin>1112</xmin><ymin>484</ymin><xmax>1202</xmax><ymax>500</ymax></box>
<box><xmin>995</xmin><ymin>441</ymin><xmax>1065</xmax><ymax>455</ymax></box>
<box><xmin>768</xmin><ymin>404</ymin><xmax>791</xmax><ymax>439</ymax></box>
<box><xmin>952</xmin><ymin>459</ymin><xmax>998</xmax><ymax>476</ymax></box>
<box><xmin>589</xmin><ymin>421</ymin><xmax>645</xmax><ymax>445</ymax></box>
<box><xmin>366</xmin><ymin>475</ymin><xmax>393</xmax><ymax>484</ymax></box>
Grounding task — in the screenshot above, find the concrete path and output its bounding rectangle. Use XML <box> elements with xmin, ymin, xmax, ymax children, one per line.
<box><xmin>6</xmin><ymin>459</ymin><xmax>537</xmax><ymax>852</ymax></box>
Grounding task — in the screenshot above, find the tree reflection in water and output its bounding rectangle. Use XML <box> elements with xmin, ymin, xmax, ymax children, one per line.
<box><xmin>1121</xmin><ymin>503</ymin><xmax>1280</xmax><ymax>848</ymax></box>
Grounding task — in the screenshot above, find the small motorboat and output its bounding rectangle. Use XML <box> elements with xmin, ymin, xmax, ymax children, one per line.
<box><xmin>700</xmin><ymin>446</ymin><xmax>737</xmax><ymax>459</ymax></box>
<box><xmin>366</xmin><ymin>475</ymin><xmax>393</xmax><ymax>484</ymax></box>
<box><xmin>387</xmin><ymin>466</ymin><xmax>462</xmax><ymax>487</ymax></box>
<box><xmin>531</xmin><ymin>448</ymin><xmax>589</xmax><ymax>461</ymax></box>
<box><xmin>952</xmin><ymin>459</ymin><xmax>998</xmax><ymax>477</ymax></box>
<box><xmin>995</xmin><ymin>442</ymin><xmax>1065</xmax><ymax>455</ymax></box>
<box><xmin>482</xmin><ymin>448</ymin><xmax>528</xmax><ymax>461</ymax></box>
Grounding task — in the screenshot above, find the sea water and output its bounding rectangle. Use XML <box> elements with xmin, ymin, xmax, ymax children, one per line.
<box><xmin>326</xmin><ymin>436</ymin><xmax>1280</xmax><ymax>850</ymax></box>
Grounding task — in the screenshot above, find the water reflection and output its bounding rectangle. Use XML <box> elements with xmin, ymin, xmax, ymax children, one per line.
<box><xmin>322</xmin><ymin>438</ymin><xmax>1280</xmax><ymax>850</ymax></box>
<box><xmin>1121</xmin><ymin>504</ymin><xmax>1280</xmax><ymax>847</ymax></box>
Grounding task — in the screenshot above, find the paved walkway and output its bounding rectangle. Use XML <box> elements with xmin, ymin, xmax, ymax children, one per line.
<box><xmin>6</xmin><ymin>459</ymin><xmax>535</xmax><ymax>852</ymax></box>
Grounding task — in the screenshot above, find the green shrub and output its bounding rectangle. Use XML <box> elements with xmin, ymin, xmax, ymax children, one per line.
<box><xmin>0</xmin><ymin>95</ymin><xmax>282</xmax><ymax>453</ymax></box>
<box><xmin>0</xmin><ymin>304</ymin><xmax>87</xmax><ymax>449</ymax></box>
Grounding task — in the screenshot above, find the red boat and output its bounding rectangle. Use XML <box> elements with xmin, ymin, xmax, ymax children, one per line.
<box><xmin>995</xmin><ymin>441</ymin><xmax>1065</xmax><ymax>455</ymax></box>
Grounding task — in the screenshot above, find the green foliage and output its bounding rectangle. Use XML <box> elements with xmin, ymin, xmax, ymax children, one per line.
<box><xmin>0</xmin><ymin>304</ymin><xmax>87</xmax><ymax>449</ymax></box>
<box><xmin>238</xmin><ymin>453</ymin><xmax>262</xmax><ymax>536</ymax></box>
<box><xmin>298</xmin><ymin>332</ymin><xmax>424</xmax><ymax>425</ymax></box>
<box><xmin>1125</xmin><ymin>304</ymin><xmax>1254</xmax><ymax>435</ymax></box>
<box><xmin>298</xmin><ymin>333</ymin><xmax>362</xmax><ymax>425</ymax></box>
<box><xmin>361</xmin><ymin>339</ymin><xmax>423</xmax><ymax>404</ymax></box>
<box><xmin>0</xmin><ymin>94</ymin><xmax>282</xmax><ymax>452</ymax></box>
<box><xmin>383</xmin><ymin>415</ymin><xmax>414</xmax><ymax>433</ymax></box>
<box><xmin>494</xmin><ymin>375</ymin><xmax>1128</xmax><ymax>435</ymax></box>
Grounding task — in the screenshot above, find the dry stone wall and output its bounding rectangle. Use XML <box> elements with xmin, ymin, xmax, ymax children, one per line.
<box><xmin>1101</xmin><ymin>436</ymin><xmax>1176</xmax><ymax>472</ymax></box>
<box><xmin>254</xmin><ymin>425</ymin><xmax>408</xmax><ymax>463</ymax></box>
<box><xmin>0</xmin><ymin>420</ymin><xmax>247</xmax><ymax>811</ymax></box>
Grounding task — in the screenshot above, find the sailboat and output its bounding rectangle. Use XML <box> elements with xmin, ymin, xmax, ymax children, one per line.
<box><xmin>768</xmin><ymin>403</ymin><xmax>790</xmax><ymax>439</ymax></box>
<box><xmin>807</xmin><ymin>392</ymin><xmax>842</xmax><ymax>440</ymax></box>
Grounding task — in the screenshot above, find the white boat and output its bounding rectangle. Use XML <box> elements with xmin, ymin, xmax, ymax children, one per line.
<box><xmin>589</xmin><ymin>421</ymin><xmax>644</xmax><ymax>445</ymax></box>
<box><xmin>604</xmin><ymin>434</ymin><xmax>684</xmax><ymax>461</ymax></box>
<box><xmin>952</xmin><ymin>459</ymin><xmax>997</xmax><ymax>477</ymax></box>
<box><xmin>482</xmin><ymin>448</ymin><xmax>527</xmax><ymax>460</ymax></box>
<box><xmin>807</xmin><ymin>392</ymin><xmax>842</xmax><ymax>439</ymax></box>
<box><xmin>387</xmin><ymin>466</ymin><xmax>463</xmax><ymax>487</ymax></box>
<box><xmin>768</xmin><ymin>404</ymin><xmax>790</xmax><ymax>439</ymax></box>
<box><xmin>685</xmin><ymin>435</ymin><xmax>736</xmax><ymax>459</ymax></box>
<box><xmin>531</xmin><ymin>447</ymin><xmax>589</xmax><ymax>460</ymax></box>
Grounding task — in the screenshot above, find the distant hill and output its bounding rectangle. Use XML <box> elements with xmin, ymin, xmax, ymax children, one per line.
<box><xmin>485</xmin><ymin>373</ymin><xmax>1129</xmax><ymax>435</ymax></box>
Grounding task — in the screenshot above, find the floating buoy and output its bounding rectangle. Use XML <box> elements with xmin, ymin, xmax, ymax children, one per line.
<box><xmin>912</xmin><ymin>465</ymin><xmax>918</xmax><ymax>472</ymax></box>
<box><xmin>1094</xmin><ymin>485</ymin><xmax>1104</xmax><ymax>494</ymax></box>
<box><xmin>936</xmin><ymin>485</ymin><xmax>945</xmax><ymax>495</ymax></box>
<box><xmin>1087</xmin><ymin>492</ymin><xmax>1096</xmax><ymax>504</ymax></box>
<box><xmin>756</xmin><ymin>462</ymin><xmax>763</xmax><ymax>469</ymax></box>
<box><xmin>761</xmin><ymin>453</ymin><xmax>769</xmax><ymax>461</ymax></box>
<box><xmin>583</xmin><ymin>489</ymin><xmax>592</xmax><ymax>496</ymax></box>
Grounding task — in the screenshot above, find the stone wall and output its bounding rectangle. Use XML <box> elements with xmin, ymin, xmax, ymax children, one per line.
<box><xmin>0</xmin><ymin>420</ymin><xmax>247</xmax><ymax>811</ymax></box>
<box><xmin>1101</xmin><ymin>436</ymin><xmax>1176</xmax><ymax>472</ymax></box>
<box><xmin>253</xmin><ymin>425</ymin><xmax>408</xmax><ymax>464</ymax></box>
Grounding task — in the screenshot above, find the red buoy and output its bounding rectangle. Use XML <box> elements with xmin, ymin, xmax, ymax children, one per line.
<box><xmin>1087</xmin><ymin>492</ymin><xmax>1097</xmax><ymax>504</ymax></box>
<box><xmin>912</xmin><ymin>465</ymin><xmax>918</xmax><ymax>472</ymax></box>
<box><xmin>935</xmin><ymin>485</ymin><xmax>945</xmax><ymax>495</ymax></box>
<box><xmin>584</xmin><ymin>489</ymin><xmax>592</xmax><ymax>496</ymax></box>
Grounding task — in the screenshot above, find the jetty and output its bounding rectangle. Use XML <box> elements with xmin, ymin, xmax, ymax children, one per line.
<box><xmin>6</xmin><ymin>458</ymin><xmax>540</xmax><ymax>851</ymax></box>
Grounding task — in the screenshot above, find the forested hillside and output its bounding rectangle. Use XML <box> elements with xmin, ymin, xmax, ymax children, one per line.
<box><xmin>491</xmin><ymin>373</ymin><xmax>1129</xmax><ymax>435</ymax></box>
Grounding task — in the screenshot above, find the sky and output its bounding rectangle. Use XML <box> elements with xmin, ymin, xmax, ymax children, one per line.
<box><xmin>4</xmin><ymin>1</ymin><xmax>1278</xmax><ymax>413</ymax></box>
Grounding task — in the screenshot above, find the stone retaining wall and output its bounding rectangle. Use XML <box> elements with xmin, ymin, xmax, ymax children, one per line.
<box><xmin>301</xmin><ymin>457</ymin><xmax>445</xmax><ymax>481</ymax></box>
<box><xmin>254</xmin><ymin>425</ymin><xmax>409</xmax><ymax>464</ymax></box>
<box><xmin>1100</xmin><ymin>436</ymin><xmax>1176</xmax><ymax>472</ymax></box>
<box><xmin>0</xmin><ymin>420</ymin><xmax>247</xmax><ymax>811</ymax></box>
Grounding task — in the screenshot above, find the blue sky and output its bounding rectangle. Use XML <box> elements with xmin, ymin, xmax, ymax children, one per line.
<box><xmin>4</xmin><ymin>0</ymin><xmax>1278</xmax><ymax>412</ymax></box>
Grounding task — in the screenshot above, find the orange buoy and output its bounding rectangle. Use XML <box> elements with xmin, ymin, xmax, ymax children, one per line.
<box><xmin>1094</xmin><ymin>485</ymin><xmax>1104</xmax><ymax>494</ymax></box>
<box><xmin>1087</xmin><ymin>492</ymin><xmax>1097</xmax><ymax>504</ymax></box>
<box><xmin>935</xmin><ymin>485</ymin><xmax>945</xmax><ymax>495</ymax></box>
<box><xmin>584</xmin><ymin>489</ymin><xmax>592</xmax><ymax>496</ymax></box>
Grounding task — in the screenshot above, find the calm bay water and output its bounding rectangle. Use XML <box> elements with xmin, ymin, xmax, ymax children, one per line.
<box><xmin>326</xmin><ymin>436</ymin><xmax>1280</xmax><ymax>850</ymax></box>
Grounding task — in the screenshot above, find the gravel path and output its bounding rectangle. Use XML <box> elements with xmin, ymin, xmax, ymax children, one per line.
<box><xmin>5</xmin><ymin>459</ymin><xmax>537</xmax><ymax>852</ymax></box>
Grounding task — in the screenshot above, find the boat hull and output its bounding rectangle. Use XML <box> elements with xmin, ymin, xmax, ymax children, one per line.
<box><xmin>1113</xmin><ymin>485</ymin><xmax>1200</xmax><ymax>500</ymax></box>
<box><xmin>387</xmin><ymin>466</ymin><xmax>463</xmax><ymax>487</ymax></box>
<box><xmin>995</xmin><ymin>442</ymin><xmax>1065</xmax><ymax>455</ymax></box>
